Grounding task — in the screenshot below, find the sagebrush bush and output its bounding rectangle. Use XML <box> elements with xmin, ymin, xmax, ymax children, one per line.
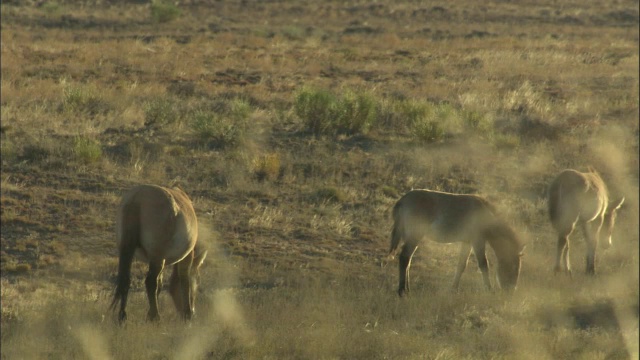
<box><xmin>62</xmin><ymin>86</ymin><xmax>108</xmax><ymax>115</ymax></box>
<box><xmin>294</xmin><ymin>87</ymin><xmax>337</xmax><ymax>135</ymax></box>
<box><xmin>411</xmin><ymin>118</ymin><xmax>446</xmax><ymax>143</ymax></box>
<box><xmin>144</xmin><ymin>98</ymin><xmax>179</xmax><ymax>128</ymax></box>
<box><xmin>190</xmin><ymin>99</ymin><xmax>252</xmax><ymax>148</ymax></box>
<box><xmin>462</xmin><ymin>109</ymin><xmax>492</xmax><ymax>134</ymax></box>
<box><xmin>228</xmin><ymin>98</ymin><xmax>252</xmax><ymax>122</ymax></box>
<box><xmin>312</xmin><ymin>186</ymin><xmax>348</xmax><ymax>203</ymax></box>
<box><xmin>294</xmin><ymin>87</ymin><xmax>379</xmax><ymax>136</ymax></box>
<box><xmin>150</xmin><ymin>0</ymin><xmax>181</xmax><ymax>23</ymax></box>
<box><xmin>253</xmin><ymin>153</ymin><xmax>281</xmax><ymax>181</ymax></box>
<box><xmin>1</xmin><ymin>139</ymin><xmax>17</xmax><ymax>164</ymax></box>
<box><xmin>72</xmin><ymin>136</ymin><xmax>102</xmax><ymax>164</ymax></box>
<box><xmin>333</xmin><ymin>89</ymin><xmax>378</xmax><ymax>135</ymax></box>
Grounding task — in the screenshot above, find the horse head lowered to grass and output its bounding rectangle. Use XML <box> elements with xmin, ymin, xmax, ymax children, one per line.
<box><xmin>110</xmin><ymin>184</ymin><xmax>207</xmax><ymax>323</ymax></box>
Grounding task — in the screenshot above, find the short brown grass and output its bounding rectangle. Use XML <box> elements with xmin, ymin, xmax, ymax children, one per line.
<box><xmin>1</xmin><ymin>0</ymin><xmax>638</xmax><ymax>359</ymax></box>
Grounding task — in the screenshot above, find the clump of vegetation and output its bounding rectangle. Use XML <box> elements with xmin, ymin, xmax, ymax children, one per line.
<box><xmin>462</xmin><ymin>109</ymin><xmax>492</xmax><ymax>134</ymax></box>
<box><xmin>72</xmin><ymin>136</ymin><xmax>102</xmax><ymax>164</ymax></box>
<box><xmin>294</xmin><ymin>87</ymin><xmax>337</xmax><ymax>135</ymax></box>
<box><xmin>1</xmin><ymin>139</ymin><xmax>18</xmax><ymax>164</ymax></box>
<box><xmin>294</xmin><ymin>87</ymin><xmax>378</xmax><ymax>136</ymax></box>
<box><xmin>411</xmin><ymin>118</ymin><xmax>446</xmax><ymax>143</ymax></box>
<box><xmin>150</xmin><ymin>0</ymin><xmax>182</xmax><ymax>23</ymax></box>
<box><xmin>333</xmin><ymin>89</ymin><xmax>378</xmax><ymax>135</ymax></box>
<box><xmin>144</xmin><ymin>97</ymin><xmax>179</xmax><ymax>128</ymax></box>
<box><xmin>253</xmin><ymin>153</ymin><xmax>282</xmax><ymax>181</ymax></box>
<box><xmin>190</xmin><ymin>98</ymin><xmax>252</xmax><ymax>148</ymax></box>
<box><xmin>312</xmin><ymin>186</ymin><xmax>348</xmax><ymax>203</ymax></box>
<box><xmin>62</xmin><ymin>85</ymin><xmax>109</xmax><ymax>115</ymax></box>
<box><xmin>40</xmin><ymin>1</ymin><xmax>62</xmax><ymax>16</ymax></box>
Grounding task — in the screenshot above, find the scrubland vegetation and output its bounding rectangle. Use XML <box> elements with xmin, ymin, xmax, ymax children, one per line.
<box><xmin>1</xmin><ymin>0</ymin><xmax>638</xmax><ymax>359</ymax></box>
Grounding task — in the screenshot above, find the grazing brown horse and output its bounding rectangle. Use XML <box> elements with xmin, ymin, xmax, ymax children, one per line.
<box><xmin>110</xmin><ymin>184</ymin><xmax>207</xmax><ymax>323</ymax></box>
<box><xmin>548</xmin><ymin>169</ymin><xmax>624</xmax><ymax>275</ymax></box>
<box><xmin>388</xmin><ymin>189</ymin><xmax>525</xmax><ymax>297</ymax></box>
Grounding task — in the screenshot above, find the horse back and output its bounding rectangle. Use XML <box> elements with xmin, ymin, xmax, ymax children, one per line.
<box><xmin>394</xmin><ymin>189</ymin><xmax>497</xmax><ymax>243</ymax></box>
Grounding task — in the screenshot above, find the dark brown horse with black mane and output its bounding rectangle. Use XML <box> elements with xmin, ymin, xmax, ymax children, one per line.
<box><xmin>110</xmin><ymin>184</ymin><xmax>207</xmax><ymax>323</ymax></box>
<box><xmin>388</xmin><ymin>189</ymin><xmax>525</xmax><ymax>297</ymax></box>
<box><xmin>548</xmin><ymin>168</ymin><xmax>624</xmax><ymax>275</ymax></box>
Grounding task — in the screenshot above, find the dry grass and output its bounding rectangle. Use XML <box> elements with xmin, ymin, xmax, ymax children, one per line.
<box><xmin>1</xmin><ymin>0</ymin><xmax>638</xmax><ymax>359</ymax></box>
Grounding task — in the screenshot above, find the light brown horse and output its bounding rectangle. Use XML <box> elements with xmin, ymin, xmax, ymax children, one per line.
<box><xmin>389</xmin><ymin>189</ymin><xmax>525</xmax><ymax>297</ymax></box>
<box><xmin>110</xmin><ymin>184</ymin><xmax>207</xmax><ymax>323</ymax></box>
<box><xmin>548</xmin><ymin>169</ymin><xmax>624</xmax><ymax>275</ymax></box>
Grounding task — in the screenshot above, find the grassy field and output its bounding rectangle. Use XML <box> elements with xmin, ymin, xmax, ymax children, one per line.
<box><xmin>1</xmin><ymin>0</ymin><xmax>638</xmax><ymax>359</ymax></box>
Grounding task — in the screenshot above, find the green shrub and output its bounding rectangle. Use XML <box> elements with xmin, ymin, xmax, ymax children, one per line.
<box><xmin>294</xmin><ymin>87</ymin><xmax>379</xmax><ymax>136</ymax></box>
<box><xmin>333</xmin><ymin>89</ymin><xmax>378</xmax><ymax>135</ymax></box>
<box><xmin>282</xmin><ymin>26</ymin><xmax>307</xmax><ymax>40</ymax></box>
<box><xmin>312</xmin><ymin>186</ymin><xmax>348</xmax><ymax>203</ymax></box>
<box><xmin>462</xmin><ymin>110</ymin><xmax>489</xmax><ymax>131</ymax></box>
<box><xmin>294</xmin><ymin>87</ymin><xmax>337</xmax><ymax>135</ymax></box>
<box><xmin>253</xmin><ymin>153</ymin><xmax>281</xmax><ymax>181</ymax></box>
<box><xmin>228</xmin><ymin>98</ymin><xmax>252</xmax><ymax>122</ymax></box>
<box><xmin>490</xmin><ymin>132</ymin><xmax>520</xmax><ymax>150</ymax></box>
<box><xmin>411</xmin><ymin>118</ymin><xmax>446</xmax><ymax>143</ymax></box>
<box><xmin>41</xmin><ymin>1</ymin><xmax>62</xmax><ymax>16</ymax></box>
<box><xmin>190</xmin><ymin>101</ymin><xmax>251</xmax><ymax>148</ymax></box>
<box><xmin>1</xmin><ymin>139</ymin><xmax>17</xmax><ymax>164</ymax></box>
<box><xmin>73</xmin><ymin>136</ymin><xmax>102</xmax><ymax>164</ymax></box>
<box><xmin>150</xmin><ymin>0</ymin><xmax>182</xmax><ymax>23</ymax></box>
<box><xmin>396</xmin><ymin>99</ymin><xmax>431</xmax><ymax>124</ymax></box>
<box><xmin>144</xmin><ymin>98</ymin><xmax>178</xmax><ymax>127</ymax></box>
<box><xmin>62</xmin><ymin>86</ymin><xmax>108</xmax><ymax>115</ymax></box>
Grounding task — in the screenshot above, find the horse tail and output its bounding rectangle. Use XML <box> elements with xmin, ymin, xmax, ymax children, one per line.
<box><xmin>548</xmin><ymin>178</ymin><xmax>560</xmax><ymax>224</ymax></box>
<box><xmin>389</xmin><ymin>200</ymin><xmax>404</xmax><ymax>257</ymax></box>
<box><xmin>110</xmin><ymin>201</ymin><xmax>140</xmax><ymax>314</ymax></box>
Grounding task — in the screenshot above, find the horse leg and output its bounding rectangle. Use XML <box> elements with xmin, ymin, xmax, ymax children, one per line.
<box><xmin>174</xmin><ymin>253</ymin><xmax>194</xmax><ymax>320</ymax></box>
<box><xmin>451</xmin><ymin>243</ymin><xmax>471</xmax><ymax>291</ymax></box>
<box><xmin>145</xmin><ymin>259</ymin><xmax>165</xmax><ymax>321</ymax></box>
<box><xmin>555</xmin><ymin>231</ymin><xmax>572</xmax><ymax>276</ymax></box>
<box><xmin>397</xmin><ymin>243</ymin><xmax>418</xmax><ymax>297</ymax></box>
<box><xmin>583</xmin><ymin>220</ymin><xmax>601</xmax><ymax>275</ymax></box>
<box><xmin>472</xmin><ymin>241</ymin><xmax>492</xmax><ymax>291</ymax></box>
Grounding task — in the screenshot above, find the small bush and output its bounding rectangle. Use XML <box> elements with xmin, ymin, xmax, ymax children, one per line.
<box><xmin>190</xmin><ymin>100</ymin><xmax>251</xmax><ymax>148</ymax></box>
<box><xmin>41</xmin><ymin>1</ymin><xmax>62</xmax><ymax>16</ymax></box>
<box><xmin>333</xmin><ymin>89</ymin><xmax>378</xmax><ymax>135</ymax></box>
<box><xmin>462</xmin><ymin>109</ymin><xmax>492</xmax><ymax>133</ymax></box>
<box><xmin>491</xmin><ymin>132</ymin><xmax>521</xmax><ymax>150</ymax></box>
<box><xmin>150</xmin><ymin>0</ymin><xmax>182</xmax><ymax>23</ymax></box>
<box><xmin>229</xmin><ymin>98</ymin><xmax>252</xmax><ymax>122</ymax></box>
<box><xmin>62</xmin><ymin>86</ymin><xmax>108</xmax><ymax>115</ymax></box>
<box><xmin>1</xmin><ymin>139</ymin><xmax>18</xmax><ymax>164</ymax></box>
<box><xmin>312</xmin><ymin>186</ymin><xmax>348</xmax><ymax>203</ymax></box>
<box><xmin>294</xmin><ymin>87</ymin><xmax>337</xmax><ymax>135</ymax></box>
<box><xmin>282</xmin><ymin>26</ymin><xmax>307</xmax><ymax>40</ymax></box>
<box><xmin>412</xmin><ymin>118</ymin><xmax>446</xmax><ymax>143</ymax></box>
<box><xmin>144</xmin><ymin>98</ymin><xmax>179</xmax><ymax>128</ymax></box>
<box><xmin>253</xmin><ymin>153</ymin><xmax>281</xmax><ymax>181</ymax></box>
<box><xmin>294</xmin><ymin>87</ymin><xmax>378</xmax><ymax>136</ymax></box>
<box><xmin>73</xmin><ymin>136</ymin><xmax>102</xmax><ymax>164</ymax></box>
